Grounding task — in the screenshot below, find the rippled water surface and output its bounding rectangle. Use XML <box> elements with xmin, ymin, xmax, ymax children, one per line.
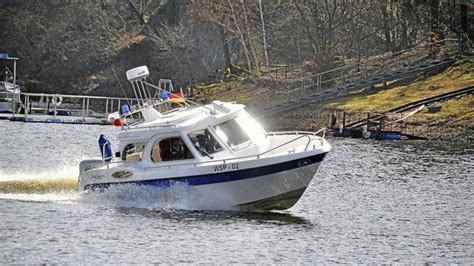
<box><xmin>0</xmin><ymin>120</ymin><xmax>473</xmax><ymax>263</ymax></box>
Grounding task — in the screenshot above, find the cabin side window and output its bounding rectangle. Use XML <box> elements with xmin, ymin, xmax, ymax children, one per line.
<box><xmin>188</xmin><ymin>129</ymin><xmax>223</xmax><ymax>157</ymax></box>
<box><xmin>151</xmin><ymin>137</ymin><xmax>194</xmax><ymax>162</ymax></box>
<box><xmin>214</xmin><ymin>119</ymin><xmax>250</xmax><ymax>150</ymax></box>
<box><xmin>122</xmin><ymin>143</ymin><xmax>146</xmax><ymax>162</ymax></box>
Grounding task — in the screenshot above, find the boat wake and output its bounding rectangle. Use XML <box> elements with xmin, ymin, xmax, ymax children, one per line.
<box><xmin>0</xmin><ymin>167</ymin><xmax>78</xmax><ymax>194</ymax></box>
<box><xmin>0</xmin><ymin>167</ymin><xmax>79</xmax><ymax>203</ymax></box>
<box><xmin>80</xmin><ymin>183</ymin><xmax>237</xmax><ymax>211</ymax></box>
<box><xmin>0</xmin><ymin>169</ymin><xmax>236</xmax><ymax>210</ymax></box>
<box><xmin>0</xmin><ymin>191</ymin><xmax>79</xmax><ymax>203</ymax></box>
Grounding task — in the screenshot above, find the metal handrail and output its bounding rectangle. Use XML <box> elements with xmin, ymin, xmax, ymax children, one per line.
<box><xmin>18</xmin><ymin>92</ymin><xmax>134</xmax><ymax>101</ymax></box>
<box><xmin>306</xmin><ymin>39</ymin><xmax>456</xmax><ymax>79</ymax></box>
<box><xmin>259</xmin><ymin>134</ymin><xmax>312</xmax><ymax>157</ymax></box>
<box><xmin>266</xmin><ymin>128</ymin><xmax>326</xmax><ymax>138</ymax></box>
<box><xmin>302</xmin><ymin>38</ymin><xmax>459</xmax><ymax>93</ymax></box>
<box><xmin>89</xmin><ymin>129</ymin><xmax>327</xmax><ymax>171</ymax></box>
<box><xmin>121</xmin><ymin>123</ymin><xmax>178</xmax><ymax>132</ymax></box>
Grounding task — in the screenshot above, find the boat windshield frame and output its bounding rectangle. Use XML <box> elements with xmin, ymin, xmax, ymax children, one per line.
<box><xmin>213</xmin><ymin>118</ymin><xmax>252</xmax><ymax>152</ymax></box>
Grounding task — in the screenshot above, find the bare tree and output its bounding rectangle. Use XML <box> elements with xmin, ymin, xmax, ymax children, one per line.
<box><xmin>148</xmin><ymin>22</ymin><xmax>196</xmax><ymax>82</ymax></box>
<box><xmin>258</xmin><ymin>0</ymin><xmax>270</xmax><ymax>72</ymax></box>
<box><xmin>189</xmin><ymin>0</ymin><xmax>261</xmax><ymax>75</ymax></box>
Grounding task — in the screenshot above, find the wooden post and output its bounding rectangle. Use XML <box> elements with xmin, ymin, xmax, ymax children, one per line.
<box><xmin>379</xmin><ymin>113</ymin><xmax>384</xmax><ymax>132</ymax></box>
<box><xmin>86</xmin><ymin>98</ymin><xmax>90</xmax><ymax>117</ymax></box>
<box><xmin>81</xmin><ymin>98</ymin><xmax>85</xmax><ymax>121</ymax></box>
<box><xmin>24</xmin><ymin>94</ymin><xmax>28</xmax><ymax>121</ymax></box>
<box><xmin>11</xmin><ymin>92</ymin><xmax>16</xmax><ymax>119</ymax></box>
<box><xmin>367</xmin><ymin>112</ymin><xmax>371</xmax><ymax>130</ymax></box>
<box><xmin>329</xmin><ymin>112</ymin><xmax>337</xmax><ymax>129</ymax></box>
<box><xmin>53</xmin><ymin>96</ymin><xmax>57</xmax><ymax>118</ymax></box>
<box><xmin>382</xmin><ymin>56</ymin><xmax>387</xmax><ymax>90</ymax></box>
<box><xmin>28</xmin><ymin>95</ymin><xmax>32</xmax><ymax>115</ymax></box>
<box><xmin>45</xmin><ymin>96</ymin><xmax>49</xmax><ymax>115</ymax></box>
<box><xmin>342</xmin><ymin>111</ymin><xmax>346</xmax><ymax>133</ymax></box>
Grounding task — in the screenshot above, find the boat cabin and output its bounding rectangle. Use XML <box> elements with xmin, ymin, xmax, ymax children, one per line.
<box><xmin>116</xmin><ymin>101</ymin><xmax>269</xmax><ymax>168</ymax></box>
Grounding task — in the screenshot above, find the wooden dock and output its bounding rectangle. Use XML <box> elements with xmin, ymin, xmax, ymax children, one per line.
<box><xmin>328</xmin><ymin>86</ymin><xmax>473</xmax><ymax>140</ymax></box>
<box><xmin>0</xmin><ymin>91</ymin><xmax>137</xmax><ymax>125</ymax></box>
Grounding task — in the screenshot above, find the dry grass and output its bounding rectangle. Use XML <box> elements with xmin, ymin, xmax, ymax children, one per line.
<box><xmin>412</xmin><ymin>95</ymin><xmax>474</xmax><ymax>128</ymax></box>
<box><xmin>114</xmin><ymin>33</ymin><xmax>146</xmax><ymax>54</ymax></box>
<box><xmin>193</xmin><ymin>78</ymin><xmax>274</xmax><ymax>108</ymax></box>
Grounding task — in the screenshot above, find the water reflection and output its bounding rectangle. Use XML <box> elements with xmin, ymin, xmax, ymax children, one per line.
<box><xmin>114</xmin><ymin>207</ymin><xmax>311</xmax><ymax>225</ymax></box>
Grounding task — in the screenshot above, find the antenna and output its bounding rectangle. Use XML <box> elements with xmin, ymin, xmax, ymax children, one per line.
<box><xmin>111</xmin><ymin>67</ymin><xmax>131</xmax><ymax>107</ymax></box>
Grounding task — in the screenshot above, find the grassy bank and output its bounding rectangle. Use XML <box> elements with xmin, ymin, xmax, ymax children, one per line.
<box><xmin>191</xmin><ymin>58</ymin><xmax>473</xmax><ymax>140</ymax></box>
<box><xmin>321</xmin><ymin>58</ymin><xmax>474</xmax><ymax>140</ymax></box>
<box><xmin>325</xmin><ymin>58</ymin><xmax>473</xmax><ymax>113</ymax></box>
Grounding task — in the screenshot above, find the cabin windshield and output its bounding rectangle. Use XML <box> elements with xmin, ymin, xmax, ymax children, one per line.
<box><xmin>189</xmin><ymin>129</ymin><xmax>223</xmax><ymax>157</ymax></box>
<box><xmin>235</xmin><ymin>112</ymin><xmax>266</xmax><ymax>143</ymax></box>
<box><xmin>214</xmin><ymin>119</ymin><xmax>250</xmax><ymax>150</ymax></box>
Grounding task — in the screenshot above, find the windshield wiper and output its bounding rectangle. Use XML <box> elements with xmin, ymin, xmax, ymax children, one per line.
<box><xmin>197</xmin><ymin>147</ymin><xmax>214</xmax><ymax>159</ymax></box>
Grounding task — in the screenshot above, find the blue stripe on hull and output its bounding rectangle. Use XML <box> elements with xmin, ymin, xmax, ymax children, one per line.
<box><xmin>84</xmin><ymin>152</ymin><xmax>327</xmax><ymax>191</ymax></box>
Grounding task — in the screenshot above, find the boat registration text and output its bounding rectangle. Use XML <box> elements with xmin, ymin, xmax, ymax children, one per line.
<box><xmin>213</xmin><ymin>163</ymin><xmax>239</xmax><ymax>172</ymax></box>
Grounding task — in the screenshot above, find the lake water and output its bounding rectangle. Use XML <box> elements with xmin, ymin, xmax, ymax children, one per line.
<box><xmin>0</xmin><ymin>120</ymin><xmax>472</xmax><ymax>263</ymax></box>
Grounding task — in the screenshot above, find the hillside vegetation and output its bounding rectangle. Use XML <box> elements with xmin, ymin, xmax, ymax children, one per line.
<box><xmin>0</xmin><ymin>1</ymin><xmax>471</xmax><ymax>98</ymax></box>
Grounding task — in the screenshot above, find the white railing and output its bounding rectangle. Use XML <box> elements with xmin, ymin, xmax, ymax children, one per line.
<box><xmin>2</xmin><ymin>91</ymin><xmax>138</xmax><ymax>122</ymax></box>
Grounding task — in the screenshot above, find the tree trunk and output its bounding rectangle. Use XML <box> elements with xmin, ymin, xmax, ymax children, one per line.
<box><xmin>430</xmin><ymin>0</ymin><xmax>439</xmax><ymax>36</ymax></box>
<box><xmin>381</xmin><ymin>1</ymin><xmax>392</xmax><ymax>52</ymax></box>
<box><xmin>128</xmin><ymin>0</ymin><xmax>146</xmax><ymax>25</ymax></box>
<box><xmin>400</xmin><ymin>3</ymin><xmax>409</xmax><ymax>49</ymax></box>
<box><xmin>227</xmin><ymin>0</ymin><xmax>253</xmax><ymax>74</ymax></box>
<box><xmin>219</xmin><ymin>22</ymin><xmax>232</xmax><ymax>70</ymax></box>
<box><xmin>460</xmin><ymin>0</ymin><xmax>468</xmax><ymax>36</ymax></box>
<box><xmin>258</xmin><ymin>0</ymin><xmax>270</xmax><ymax>72</ymax></box>
<box><xmin>242</xmin><ymin>0</ymin><xmax>260</xmax><ymax>76</ymax></box>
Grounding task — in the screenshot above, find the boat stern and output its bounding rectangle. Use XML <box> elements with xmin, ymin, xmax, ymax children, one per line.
<box><xmin>78</xmin><ymin>159</ymin><xmax>105</xmax><ymax>191</ymax></box>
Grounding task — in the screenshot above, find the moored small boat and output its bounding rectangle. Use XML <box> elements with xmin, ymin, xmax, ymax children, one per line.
<box><xmin>0</xmin><ymin>81</ymin><xmax>21</xmax><ymax>113</ymax></box>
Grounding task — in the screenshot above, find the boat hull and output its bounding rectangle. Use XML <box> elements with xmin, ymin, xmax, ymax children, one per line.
<box><xmin>80</xmin><ymin>152</ymin><xmax>327</xmax><ymax>211</ymax></box>
<box><xmin>206</xmin><ymin>160</ymin><xmax>321</xmax><ymax>211</ymax></box>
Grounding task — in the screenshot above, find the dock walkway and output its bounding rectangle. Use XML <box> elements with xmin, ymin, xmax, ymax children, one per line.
<box><xmin>0</xmin><ymin>92</ymin><xmax>137</xmax><ymax>125</ymax></box>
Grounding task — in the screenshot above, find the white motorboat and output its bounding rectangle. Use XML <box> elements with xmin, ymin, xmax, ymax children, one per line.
<box><xmin>78</xmin><ymin>66</ymin><xmax>331</xmax><ymax>211</ymax></box>
<box><xmin>0</xmin><ymin>81</ymin><xmax>21</xmax><ymax>113</ymax></box>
